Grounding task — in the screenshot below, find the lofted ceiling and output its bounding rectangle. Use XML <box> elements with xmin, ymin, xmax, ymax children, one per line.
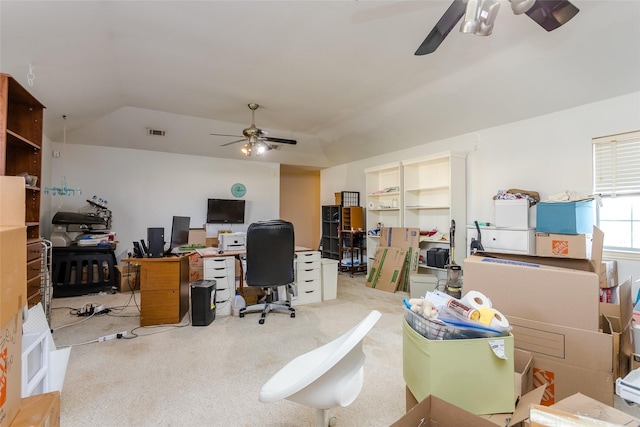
<box><xmin>1</xmin><ymin>1</ymin><xmax>639</xmax><ymax>169</ymax></box>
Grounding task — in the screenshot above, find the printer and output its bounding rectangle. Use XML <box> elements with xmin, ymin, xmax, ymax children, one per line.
<box><xmin>219</xmin><ymin>232</ymin><xmax>246</xmax><ymax>252</ymax></box>
<box><xmin>50</xmin><ymin>198</ymin><xmax>112</xmax><ymax>247</ymax></box>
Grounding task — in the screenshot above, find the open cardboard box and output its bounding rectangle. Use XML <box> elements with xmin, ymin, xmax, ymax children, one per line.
<box><xmin>396</xmin><ymin>385</ymin><xmax>547</xmax><ymax>427</ymax></box>
<box><xmin>531</xmin><ymin>392</ymin><xmax>640</xmax><ymax>426</ymax></box>
<box><xmin>463</xmin><ymin>227</ymin><xmax>633</xmax><ymax>405</ymax></box>
<box><xmin>397</xmin><ymin>387</ymin><xmax>639</xmax><ymax>427</ymax></box>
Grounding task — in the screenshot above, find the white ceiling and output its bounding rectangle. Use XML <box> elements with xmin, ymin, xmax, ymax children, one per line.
<box><xmin>1</xmin><ymin>1</ymin><xmax>639</xmax><ymax>168</ymax></box>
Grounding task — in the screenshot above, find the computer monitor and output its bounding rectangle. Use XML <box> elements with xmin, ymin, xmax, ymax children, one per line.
<box><xmin>166</xmin><ymin>216</ymin><xmax>190</xmax><ymax>255</ymax></box>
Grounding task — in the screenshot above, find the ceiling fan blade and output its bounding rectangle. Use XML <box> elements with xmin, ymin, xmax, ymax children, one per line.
<box><xmin>525</xmin><ymin>0</ymin><xmax>579</xmax><ymax>32</ymax></box>
<box><xmin>220</xmin><ymin>138</ymin><xmax>247</xmax><ymax>147</ymax></box>
<box><xmin>415</xmin><ymin>0</ymin><xmax>466</xmax><ymax>56</ymax></box>
<box><xmin>263</xmin><ymin>137</ymin><xmax>297</xmax><ymax>145</ymax></box>
<box><xmin>210</xmin><ymin>133</ymin><xmax>243</xmax><ymax>138</ymax></box>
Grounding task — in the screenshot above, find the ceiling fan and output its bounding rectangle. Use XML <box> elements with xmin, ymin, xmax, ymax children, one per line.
<box><xmin>415</xmin><ymin>0</ymin><xmax>579</xmax><ymax>55</ymax></box>
<box><xmin>210</xmin><ymin>103</ymin><xmax>297</xmax><ymax>156</ymax></box>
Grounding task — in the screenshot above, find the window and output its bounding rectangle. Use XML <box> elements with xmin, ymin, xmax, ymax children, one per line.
<box><xmin>593</xmin><ymin>130</ymin><xmax>640</xmax><ymax>254</ymax></box>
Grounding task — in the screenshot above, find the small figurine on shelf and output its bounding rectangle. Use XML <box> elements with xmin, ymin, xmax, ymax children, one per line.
<box><xmin>368</xmin><ymin>222</ymin><xmax>382</xmax><ymax>236</ymax></box>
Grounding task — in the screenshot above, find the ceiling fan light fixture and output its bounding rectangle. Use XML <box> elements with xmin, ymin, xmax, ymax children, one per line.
<box><xmin>509</xmin><ymin>0</ymin><xmax>535</xmax><ymax>15</ymax></box>
<box><xmin>257</xmin><ymin>142</ymin><xmax>272</xmax><ymax>155</ymax></box>
<box><xmin>460</xmin><ymin>0</ymin><xmax>500</xmax><ymax>36</ymax></box>
<box><xmin>241</xmin><ymin>144</ymin><xmax>252</xmax><ymax>156</ymax></box>
<box><xmin>475</xmin><ymin>0</ymin><xmax>500</xmax><ymax>36</ymax></box>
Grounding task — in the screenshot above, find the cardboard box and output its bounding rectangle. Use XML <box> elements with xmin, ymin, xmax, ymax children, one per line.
<box><xmin>379</xmin><ymin>227</ymin><xmax>420</xmax><ymax>292</ymax></box>
<box><xmin>514</xmin><ymin>349</ymin><xmax>533</xmax><ymax>400</ymax></box>
<box><xmin>402</xmin><ymin>319</ymin><xmax>515</xmax><ymax>415</ymax></box>
<box><xmin>189</xmin><ymin>252</ymin><xmax>203</xmax><ymax>282</ymax></box>
<box><xmin>600</xmin><ymin>260</ymin><xmax>618</xmax><ymax>289</ymax></box>
<box><xmin>402</xmin><ymin>385</ymin><xmax>547</xmax><ymax>427</ymax></box>
<box><xmin>188</xmin><ymin>228</ymin><xmax>206</xmax><ymax>246</ymax></box>
<box><xmin>536</xmin><ymin>200</ymin><xmax>594</xmax><ymax>234</ymax></box>
<box><xmin>115</xmin><ymin>264</ymin><xmax>140</xmax><ymax>293</ymax></box>
<box><xmin>463</xmin><ymin>228</ymin><xmax>633</xmax><ymax>406</ymax></box>
<box><xmin>394</xmin><ymin>390</ymin><xmax>498</xmax><ymax>427</ymax></box>
<box><xmin>9</xmin><ymin>391</ymin><xmax>60</xmax><ymax>427</ymax></box>
<box><xmin>494</xmin><ymin>199</ymin><xmax>529</xmax><ymax>228</ymax></box>
<box><xmin>1</xmin><ymin>315</ymin><xmax>22</xmax><ymax>427</ymax></box>
<box><xmin>508</xmin><ymin>314</ymin><xmax>615</xmax><ymax>405</ymax></box>
<box><xmin>544</xmin><ymin>393</ymin><xmax>640</xmax><ymax>426</ymax></box>
<box><xmin>463</xmin><ymin>255</ymin><xmax>600</xmax><ymax>331</ymax></box>
<box><xmin>535</xmin><ymin>232</ymin><xmax>592</xmax><ymax>259</ymax></box>
<box><xmin>0</xmin><ymin>176</ymin><xmax>25</xmax><ymax>227</ymax></box>
<box><xmin>366</xmin><ymin>246</ymin><xmax>406</xmax><ymax>292</ymax></box>
<box><xmin>0</xmin><ymin>227</ymin><xmax>26</xmax><ymax>327</ymax></box>
<box><xmin>600</xmin><ymin>277</ymin><xmax>633</xmax><ymax>381</ymax></box>
<box><xmin>463</xmin><ymin>227</ymin><xmax>605</xmax><ymax>331</ymax></box>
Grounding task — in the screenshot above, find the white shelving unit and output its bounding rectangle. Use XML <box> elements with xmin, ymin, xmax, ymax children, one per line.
<box><xmin>402</xmin><ymin>152</ymin><xmax>467</xmax><ymax>280</ymax></box>
<box><xmin>364</xmin><ymin>162</ymin><xmax>402</xmax><ymax>269</ymax></box>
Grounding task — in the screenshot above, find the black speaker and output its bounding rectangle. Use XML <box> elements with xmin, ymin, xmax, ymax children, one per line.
<box><xmin>191</xmin><ymin>280</ymin><xmax>216</xmax><ymax>326</ymax></box>
<box><xmin>147</xmin><ymin>227</ymin><xmax>165</xmax><ymax>258</ymax></box>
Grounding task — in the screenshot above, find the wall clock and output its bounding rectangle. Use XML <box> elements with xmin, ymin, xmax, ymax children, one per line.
<box><xmin>231</xmin><ymin>183</ymin><xmax>246</xmax><ymax>198</ymax></box>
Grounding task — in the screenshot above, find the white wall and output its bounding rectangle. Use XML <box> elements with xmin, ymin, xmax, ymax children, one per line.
<box><xmin>44</xmin><ymin>145</ymin><xmax>280</xmax><ymax>260</ymax></box>
<box><xmin>321</xmin><ymin>91</ymin><xmax>640</xmax><ymax>296</ymax></box>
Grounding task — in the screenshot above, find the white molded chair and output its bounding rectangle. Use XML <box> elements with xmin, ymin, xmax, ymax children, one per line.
<box><xmin>259</xmin><ymin>310</ymin><xmax>382</xmax><ymax>427</ymax></box>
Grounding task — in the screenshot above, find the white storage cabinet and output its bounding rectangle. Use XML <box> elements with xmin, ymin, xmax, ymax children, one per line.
<box><xmin>203</xmin><ymin>256</ymin><xmax>235</xmax><ymax>316</ymax></box>
<box><xmin>466</xmin><ymin>226</ymin><xmax>536</xmax><ymax>256</ymax></box>
<box><xmin>294</xmin><ymin>251</ymin><xmax>322</xmax><ymax>305</ymax></box>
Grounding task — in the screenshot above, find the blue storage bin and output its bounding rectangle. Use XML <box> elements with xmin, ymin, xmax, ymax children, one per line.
<box><xmin>536</xmin><ymin>200</ymin><xmax>594</xmax><ymax>234</ymax></box>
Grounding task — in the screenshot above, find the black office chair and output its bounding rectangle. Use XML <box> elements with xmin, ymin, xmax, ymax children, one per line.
<box><xmin>239</xmin><ymin>220</ymin><xmax>296</xmax><ymax>324</ymax></box>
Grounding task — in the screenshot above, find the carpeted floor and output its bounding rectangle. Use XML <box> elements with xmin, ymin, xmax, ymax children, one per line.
<box><xmin>49</xmin><ymin>271</ymin><xmax>640</xmax><ymax>426</ymax></box>
<box><xmin>50</xmin><ymin>272</ymin><xmax>408</xmax><ymax>427</ymax></box>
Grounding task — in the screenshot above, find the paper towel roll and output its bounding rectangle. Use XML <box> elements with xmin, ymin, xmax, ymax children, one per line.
<box><xmin>368</xmin><ymin>202</ymin><xmax>374</xmax><ymax>209</ymax></box>
<box><xmin>477</xmin><ymin>307</ymin><xmax>510</xmax><ymax>330</ymax></box>
<box><xmin>489</xmin><ymin>308</ymin><xmax>509</xmax><ymax>330</ymax></box>
<box><xmin>461</xmin><ymin>290</ymin><xmax>492</xmax><ymax>309</ymax></box>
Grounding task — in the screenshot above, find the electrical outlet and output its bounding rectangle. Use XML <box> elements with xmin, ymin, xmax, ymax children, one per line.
<box><xmin>98</xmin><ymin>331</ymin><xmax>128</xmax><ymax>342</ymax></box>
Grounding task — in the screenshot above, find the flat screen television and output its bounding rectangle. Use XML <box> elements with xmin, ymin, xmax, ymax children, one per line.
<box><xmin>166</xmin><ymin>215</ymin><xmax>191</xmax><ymax>255</ymax></box>
<box><xmin>207</xmin><ymin>199</ymin><xmax>245</xmax><ymax>224</ymax></box>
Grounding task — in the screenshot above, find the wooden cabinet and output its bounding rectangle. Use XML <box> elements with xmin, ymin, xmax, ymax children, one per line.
<box><xmin>321</xmin><ymin>205</ymin><xmax>340</xmax><ymax>260</ymax></box>
<box><xmin>402</xmin><ymin>152</ymin><xmax>466</xmax><ymax>278</ymax></box>
<box><xmin>364</xmin><ymin>162</ymin><xmax>402</xmax><ymax>269</ymax></box>
<box><xmin>341</xmin><ymin>206</ymin><xmax>364</xmax><ymax>231</ymax></box>
<box><xmin>123</xmin><ymin>256</ymin><xmax>190</xmax><ymax>326</ymax></box>
<box><xmin>1</xmin><ymin>73</ymin><xmax>45</xmax><ymax>307</ymax></box>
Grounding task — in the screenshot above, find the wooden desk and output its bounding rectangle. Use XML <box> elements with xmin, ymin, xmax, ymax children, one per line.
<box><xmin>122</xmin><ymin>255</ymin><xmax>190</xmax><ymax>326</ymax></box>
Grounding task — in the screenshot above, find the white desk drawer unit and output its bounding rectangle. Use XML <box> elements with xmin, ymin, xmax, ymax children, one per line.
<box><xmin>295</xmin><ymin>251</ymin><xmax>322</xmax><ymax>306</ymax></box>
<box><xmin>203</xmin><ymin>256</ymin><xmax>235</xmax><ymax>316</ymax></box>
<box><xmin>466</xmin><ymin>226</ymin><xmax>535</xmax><ymax>256</ymax></box>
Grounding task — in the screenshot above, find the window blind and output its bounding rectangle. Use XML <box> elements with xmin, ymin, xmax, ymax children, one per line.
<box><xmin>593</xmin><ymin>130</ymin><xmax>640</xmax><ymax>196</ymax></box>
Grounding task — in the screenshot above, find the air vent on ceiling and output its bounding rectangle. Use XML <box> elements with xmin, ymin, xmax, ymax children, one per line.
<box><xmin>148</xmin><ymin>128</ymin><xmax>166</xmax><ymax>136</ymax></box>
